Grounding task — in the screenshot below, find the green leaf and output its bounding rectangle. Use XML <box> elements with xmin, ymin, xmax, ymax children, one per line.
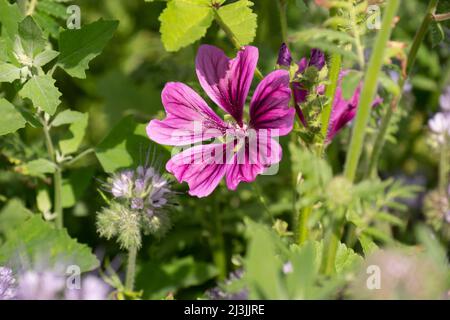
<box><xmin>37</xmin><ymin>0</ymin><xmax>68</xmax><ymax>19</ymax></box>
<box><xmin>0</xmin><ymin>98</ymin><xmax>27</xmax><ymax>135</ymax></box>
<box><xmin>341</xmin><ymin>70</ymin><xmax>362</xmax><ymax>100</ymax></box>
<box><xmin>61</xmin><ymin>167</ymin><xmax>95</xmax><ymax>208</ymax></box>
<box><xmin>20</xmin><ymin>74</ymin><xmax>62</xmax><ymax>115</ymax></box>
<box><xmin>0</xmin><ymin>0</ymin><xmax>23</xmax><ymax>41</ymax></box>
<box><xmin>17</xmin><ymin>158</ymin><xmax>56</xmax><ymax>177</ymax></box>
<box><xmin>335</xmin><ymin>242</ymin><xmax>362</xmax><ymax>274</ymax></box>
<box><xmin>217</xmin><ymin>0</ymin><xmax>257</xmax><ymax>45</ymax></box>
<box><xmin>52</xmin><ymin>109</ymin><xmax>85</xmax><ymax>126</ymax></box>
<box><xmin>0</xmin><ymin>62</ymin><xmax>21</xmax><ymax>82</ymax></box>
<box><xmin>429</xmin><ymin>21</ymin><xmax>444</xmax><ymax>48</ymax></box>
<box><xmin>57</xmin><ymin>19</ymin><xmax>119</xmax><ymax>78</ymax></box>
<box><xmin>36</xmin><ymin>187</ymin><xmax>52</xmax><ymax>213</ymax></box>
<box><xmin>59</xmin><ymin>112</ymin><xmax>89</xmax><ymax>155</ymax></box>
<box><xmin>136</xmin><ymin>256</ymin><xmax>218</xmax><ymax>299</ymax></box>
<box><xmin>18</xmin><ymin>16</ymin><xmax>46</xmax><ymax>58</ymax></box>
<box><xmin>379</xmin><ymin>72</ymin><xmax>400</xmax><ymax>96</ymax></box>
<box><xmin>95</xmin><ymin>116</ymin><xmax>169</xmax><ymax>173</ymax></box>
<box><xmin>0</xmin><ymin>199</ymin><xmax>33</xmax><ymax>238</ymax></box>
<box><xmin>244</xmin><ymin>220</ymin><xmax>285</xmax><ymax>299</ymax></box>
<box><xmin>159</xmin><ymin>0</ymin><xmax>214</xmax><ymax>52</ymax></box>
<box><xmin>0</xmin><ymin>215</ymin><xmax>99</xmax><ymax>272</ymax></box>
<box><xmin>33</xmin><ymin>49</ymin><xmax>59</xmax><ymax>67</ymax></box>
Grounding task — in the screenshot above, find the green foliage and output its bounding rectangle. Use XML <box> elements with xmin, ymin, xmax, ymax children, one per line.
<box><xmin>95</xmin><ymin>116</ymin><xmax>168</xmax><ymax>173</ymax></box>
<box><xmin>59</xmin><ymin>112</ymin><xmax>89</xmax><ymax>155</ymax></box>
<box><xmin>136</xmin><ymin>256</ymin><xmax>218</xmax><ymax>299</ymax></box>
<box><xmin>159</xmin><ymin>0</ymin><xmax>214</xmax><ymax>52</ymax></box>
<box><xmin>20</xmin><ymin>74</ymin><xmax>62</xmax><ymax>115</ymax></box>
<box><xmin>0</xmin><ymin>215</ymin><xmax>99</xmax><ymax>272</ymax></box>
<box><xmin>57</xmin><ymin>19</ymin><xmax>119</xmax><ymax>78</ymax></box>
<box><xmin>0</xmin><ymin>98</ymin><xmax>27</xmax><ymax>136</ymax></box>
<box><xmin>159</xmin><ymin>0</ymin><xmax>256</xmax><ymax>52</ymax></box>
<box><xmin>215</xmin><ymin>0</ymin><xmax>257</xmax><ymax>46</ymax></box>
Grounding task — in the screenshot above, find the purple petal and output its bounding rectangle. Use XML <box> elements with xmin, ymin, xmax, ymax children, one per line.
<box><xmin>196</xmin><ymin>45</ymin><xmax>258</xmax><ymax>125</ymax></box>
<box><xmin>166</xmin><ymin>144</ymin><xmax>228</xmax><ymax>198</ymax></box>
<box><xmin>277</xmin><ymin>43</ymin><xmax>292</xmax><ymax>67</ymax></box>
<box><xmin>147</xmin><ymin>82</ymin><xmax>228</xmax><ymax>146</ymax></box>
<box><xmin>326</xmin><ymin>72</ymin><xmax>383</xmax><ymax>142</ymax></box>
<box><xmin>225</xmin><ymin>137</ymin><xmax>282</xmax><ymax>190</ymax></box>
<box><xmin>309</xmin><ymin>48</ymin><xmax>325</xmax><ymax>70</ymax></box>
<box><xmin>249</xmin><ymin>70</ymin><xmax>294</xmax><ymax>136</ymax></box>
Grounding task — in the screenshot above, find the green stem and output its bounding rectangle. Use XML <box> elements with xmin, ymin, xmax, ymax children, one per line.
<box><xmin>320</xmin><ymin>6</ymin><xmax>342</xmax><ymax>152</ymax></box>
<box><xmin>212</xmin><ymin>9</ymin><xmax>263</xmax><ymax>80</ymax></box>
<box><xmin>366</xmin><ymin>0</ymin><xmax>439</xmax><ymax>178</ymax></box>
<box><xmin>297</xmin><ymin>206</ymin><xmax>311</xmax><ymax>245</ymax></box>
<box><xmin>211</xmin><ymin>206</ymin><xmax>227</xmax><ymax>280</ymax></box>
<box><xmin>366</xmin><ymin>99</ymin><xmax>396</xmax><ymax>178</ymax></box>
<box><xmin>125</xmin><ymin>246</ymin><xmax>137</xmax><ymax>292</ymax></box>
<box><xmin>26</xmin><ymin>0</ymin><xmax>38</xmax><ymax>16</ymax></box>
<box><xmin>350</xmin><ymin>3</ymin><xmax>365</xmax><ymax>69</ymax></box>
<box><xmin>42</xmin><ymin>117</ymin><xmax>63</xmax><ymax>229</ymax></box>
<box><xmin>407</xmin><ymin>0</ymin><xmax>439</xmax><ymax>76</ymax></box>
<box><xmin>320</xmin><ymin>53</ymin><xmax>342</xmax><ymax>146</ymax></box>
<box><xmin>253</xmin><ymin>183</ymin><xmax>274</xmax><ymax>223</ymax></box>
<box><xmin>343</xmin><ymin>0</ymin><xmax>401</xmax><ymax>182</ymax></box>
<box><xmin>63</xmin><ymin>148</ymin><xmax>95</xmax><ymax>168</ymax></box>
<box><xmin>320</xmin><ymin>216</ymin><xmax>345</xmax><ymax>275</ymax></box>
<box><xmin>277</xmin><ymin>0</ymin><xmax>288</xmax><ymax>44</ymax></box>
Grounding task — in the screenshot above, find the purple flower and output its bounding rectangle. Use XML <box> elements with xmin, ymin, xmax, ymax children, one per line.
<box><xmin>440</xmin><ymin>86</ymin><xmax>450</xmax><ymax>112</ymax></box>
<box><xmin>147</xmin><ymin>45</ymin><xmax>295</xmax><ymax>198</ymax></box>
<box><xmin>277</xmin><ymin>43</ymin><xmax>292</xmax><ymax>67</ymax></box>
<box><xmin>278</xmin><ymin>45</ymin><xmax>326</xmax><ymax>126</ymax></box>
<box><xmin>326</xmin><ymin>71</ymin><xmax>382</xmax><ymax>142</ymax></box>
<box><xmin>0</xmin><ymin>267</ymin><xmax>16</xmax><ymax>300</ymax></box>
<box><xmin>65</xmin><ymin>275</ymin><xmax>111</xmax><ymax>300</ymax></box>
<box><xmin>16</xmin><ymin>270</ymin><xmax>66</xmax><ymax>300</ymax></box>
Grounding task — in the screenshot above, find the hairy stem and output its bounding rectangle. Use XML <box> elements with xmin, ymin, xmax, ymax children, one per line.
<box><xmin>350</xmin><ymin>3</ymin><xmax>365</xmax><ymax>69</ymax></box>
<box><xmin>212</xmin><ymin>9</ymin><xmax>263</xmax><ymax>80</ymax></box>
<box><xmin>343</xmin><ymin>0</ymin><xmax>401</xmax><ymax>182</ymax></box>
<box><xmin>297</xmin><ymin>206</ymin><xmax>311</xmax><ymax>245</ymax></box>
<box><xmin>42</xmin><ymin>117</ymin><xmax>63</xmax><ymax>229</ymax></box>
<box><xmin>408</xmin><ymin>0</ymin><xmax>439</xmax><ymax>75</ymax></box>
<box><xmin>320</xmin><ymin>53</ymin><xmax>342</xmax><ymax>147</ymax></box>
<box><xmin>320</xmin><ymin>7</ymin><xmax>342</xmax><ymax>152</ymax></box>
<box><xmin>253</xmin><ymin>183</ymin><xmax>274</xmax><ymax>223</ymax></box>
<box><xmin>320</xmin><ymin>215</ymin><xmax>345</xmax><ymax>275</ymax></box>
<box><xmin>366</xmin><ymin>0</ymin><xmax>439</xmax><ymax>178</ymax></box>
<box><xmin>125</xmin><ymin>246</ymin><xmax>137</xmax><ymax>292</ymax></box>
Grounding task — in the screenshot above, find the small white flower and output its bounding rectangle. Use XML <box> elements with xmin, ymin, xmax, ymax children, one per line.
<box><xmin>428</xmin><ymin>112</ymin><xmax>450</xmax><ymax>143</ymax></box>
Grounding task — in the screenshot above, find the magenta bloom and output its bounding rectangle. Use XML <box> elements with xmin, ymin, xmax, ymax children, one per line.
<box><xmin>326</xmin><ymin>71</ymin><xmax>383</xmax><ymax>142</ymax></box>
<box><xmin>147</xmin><ymin>45</ymin><xmax>294</xmax><ymax>197</ymax></box>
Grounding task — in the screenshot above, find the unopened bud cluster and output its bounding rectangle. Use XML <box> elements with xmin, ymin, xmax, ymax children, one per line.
<box><xmin>97</xmin><ymin>165</ymin><xmax>174</xmax><ymax>250</ymax></box>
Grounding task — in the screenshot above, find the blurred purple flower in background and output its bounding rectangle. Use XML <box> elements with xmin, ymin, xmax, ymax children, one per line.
<box><xmin>326</xmin><ymin>71</ymin><xmax>383</xmax><ymax>142</ymax></box>
<box><xmin>440</xmin><ymin>86</ymin><xmax>450</xmax><ymax>112</ymax></box>
<box><xmin>0</xmin><ymin>267</ymin><xmax>16</xmax><ymax>300</ymax></box>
